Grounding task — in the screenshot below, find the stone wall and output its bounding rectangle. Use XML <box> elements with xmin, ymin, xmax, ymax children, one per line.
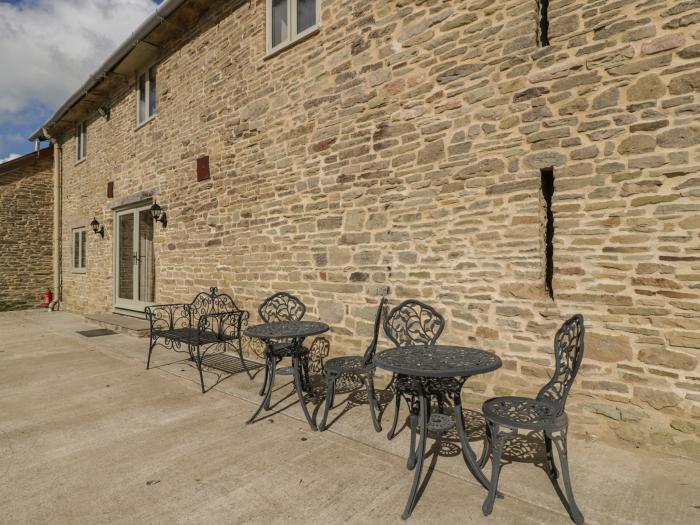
<box><xmin>56</xmin><ymin>0</ymin><xmax>700</xmax><ymax>457</ymax></box>
<box><xmin>0</xmin><ymin>147</ymin><xmax>54</xmax><ymax>310</ymax></box>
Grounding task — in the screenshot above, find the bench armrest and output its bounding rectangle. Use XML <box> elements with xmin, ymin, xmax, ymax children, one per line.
<box><xmin>197</xmin><ymin>309</ymin><xmax>249</xmax><ymax>341</ymax></box>
<box><xmin>144</xmin><ymin>303</ymin><xmax>191</xmax><ymax>332</ymax></box>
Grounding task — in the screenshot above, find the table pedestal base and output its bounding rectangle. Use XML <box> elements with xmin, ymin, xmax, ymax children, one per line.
<box><xmin>247</xmin><ymin>340</ymin><xmax>318</xmax><ymax>431</ymax></box>
<box><xmin>400</xmin><ymin>386</ymin><xmax>501</xmax><ymax>520</ymax></box>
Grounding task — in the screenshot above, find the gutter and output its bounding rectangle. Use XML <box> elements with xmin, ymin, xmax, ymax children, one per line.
<box><xmin>51</xmin><ymin>140</ymin><xmax>62</xmax><ymax>311</ymax></box>
<box><xmin>29</xmin><ymin>0</ymin><xmax>189</xmax><ymax>142</ymax></box>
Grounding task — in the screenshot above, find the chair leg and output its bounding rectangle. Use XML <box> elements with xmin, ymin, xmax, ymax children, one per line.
<box><xmin>386</xmin><ymin>373</ymin><xmax>396</xmax><ymax>391</ymax></box>
<box><xmin>482</xmin><ymin>421</ymin><xmax>510</xmax><ymax>517</ymax></box>
<box><xmin>548</xmin><ymin>428</ymin><xmax>584</xmax><ymax>525</ymax></box>
<box><xmin>478</xmin><ymin>421</ymin><xmax>492</xmax><ymax>469</ymax></box>
<box><xmin>319</xmin><ymin>374</ymin><xmax>336</xmax><ymax>431</ymax></box>
<box><xmin>407</xmin><ymin>399</ymin><xmax>419</xmax><ymax>470</ymax></box>
<box><xmin>236</xmin><ymin>336</ymin><xmax>253</xmax><ymax>380</ymax></box>
<box><xmin>366</xmin><ymin>371</ymin><xmax>382</xmax><ymax>432</ymax></box>
<box><xmin>259</xmin><ymin>362</ymin><xmax>269</xmax><ymax>396</ymax></box>
<box><xmin>387</xmin><ymin>390</ymin><xmax>402</xmax><ymax>440</ymax></box>
<box><xmin>301</xmin><ymin>355</ymin><xmax>311</xmax><ymax>390</ymax></box>
<box><xmin>264</xmin><ymin>357</ymin><xmax>278</xmax><ymax>410</ymax></box>
<box><xmin>146</xmin><ymin>337</ymin><xmax>156</xmax><ymax>370</ymax></box>
<box><xmin>194</xmin><ymin>347</ymin><xmax>206</xmax><ymax>394</ymax></box>
<box><xmin>544</xmin><ymin>432</ymin><xmax>559</xmax><ymax>479</ymax></box>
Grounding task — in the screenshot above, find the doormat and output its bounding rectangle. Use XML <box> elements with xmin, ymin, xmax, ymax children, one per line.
<box><xmin>77</xmin><ymin>329</ymin><xmax>117</xmax><ymax>337</ymax></box>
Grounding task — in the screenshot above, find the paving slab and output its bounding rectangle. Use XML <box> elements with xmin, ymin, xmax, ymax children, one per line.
<box><xmin>0</xmin><ymin>310</ymin><xmax>698</xmax><ymax>525</ymax></box>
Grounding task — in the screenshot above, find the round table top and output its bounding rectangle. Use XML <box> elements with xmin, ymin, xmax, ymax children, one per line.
<box><xmin>374</xmin><ymin>345</ymin><xmax>502</xmax><ymax>378</ymax></box>
<box><xmin>245</xmin><ymin>320</ymin><xmax>330</xmax><ymax>340</ymax></box>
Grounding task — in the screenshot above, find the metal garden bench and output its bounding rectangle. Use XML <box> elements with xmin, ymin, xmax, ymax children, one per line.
<box><xmin>145</xmin><ymin>287</ymin><xmax>252</xmax><ymax>393</ymax></box>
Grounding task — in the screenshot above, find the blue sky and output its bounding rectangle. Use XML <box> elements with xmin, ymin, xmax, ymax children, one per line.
<box><xmin>0</xmin><ymin>0</ymin><xmax>163</xmax><ymax>162</ymax></box>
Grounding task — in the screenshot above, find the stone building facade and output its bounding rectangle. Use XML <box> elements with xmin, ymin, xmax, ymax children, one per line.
<box><xmin>45</xmin><ymin>0</ymin><xmax>700</xmax><ymax>456</ymax></box>
<box><xmin>0</xmin><ymin>147</ymin><xmax>54</xmax><ymax>310</ymax></box>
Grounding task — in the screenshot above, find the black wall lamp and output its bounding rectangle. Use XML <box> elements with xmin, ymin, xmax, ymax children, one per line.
<box><xmin>149</xmin><ymin>201</ymin><xmax>168</xmax><ymax>227</ymax></box>
<box><xmin>90</xmin><ymin>217</ymin><xmax>104</xmax><ymax>237</ymax></box>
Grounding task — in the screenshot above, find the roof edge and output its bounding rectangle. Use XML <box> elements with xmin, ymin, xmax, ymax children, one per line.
<box><xmin>28</xmin><ymin>0</ymin><xmax>190</xmax><ymax>142</ymax></box>
<box><xmin>0</xmin><ymin>145</ymin><xmax>54</xmax><ymax>175</ymax></box>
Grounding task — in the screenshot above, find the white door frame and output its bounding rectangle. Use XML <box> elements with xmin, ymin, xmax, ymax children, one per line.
<box><xmin>113</xmin><ymin>202</ymin><xmax>155</xmax><ymax>312</ymax></box>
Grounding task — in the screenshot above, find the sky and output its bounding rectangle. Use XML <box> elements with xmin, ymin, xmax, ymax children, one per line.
<box><xmin>0</xmin><ymin>0</ymin><xmax>164</xmax><ymax>163</ymax></box>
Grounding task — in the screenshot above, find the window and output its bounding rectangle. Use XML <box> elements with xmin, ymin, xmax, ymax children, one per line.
<box><xmin>72</xmin><ymin>228</ymin><xmax>87</xmax><ymax>272</ymax></box>
<box><xmin>537</xmin><ymin>0</ymin><xmax>550</xmax><ymax>47</ymax></box>
<box><xmin>541</xmin><ymin>168</ymin><xmax>554</xmax><ymax>299</ymax></box>
<box><xmin>267</xmin><ymin>0</ymin><xmax>320</xmax><ymax>54</ymax></box>
<box><xmin>75</xmin><ymin>121</ymin><xmax>87</xmax><ymax>161</ymax></box>
<box><xmin>137</xmin><ymin>65</ymin><xmax>157</xmax><ymax>125</ymax></box>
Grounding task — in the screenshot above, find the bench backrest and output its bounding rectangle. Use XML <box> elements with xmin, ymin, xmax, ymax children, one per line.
<box><xmin>188</xmin><ymin>287</ymin><xmax>240</xmax><ymax>325</ymax></box>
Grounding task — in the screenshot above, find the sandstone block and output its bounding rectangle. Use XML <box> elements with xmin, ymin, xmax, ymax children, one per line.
<box><xmin>627</xmin><ymin>74</ymin><xmax>666</xmax><ymax>101</ymax></box>
<box><xmin>618</xmin><ymin>135</ymin><xmax>656</xmax><ymax>154</ymax></box>
<box><xmin>668</xmin><ymin>71</ymin><xmax>700</xmax><ymax>94</ymax></box>
<box><xmin>642</xmin><ymin>34</ymin><xmax>685</xmax><ymax>55</ymax></box>
<box><xmin>657</xmin><ymin>126</ymin><xmax>700</xmax><ymax>148</ymax></box>
<box><xmin>667</xmin><ymin>331</ymin><xmax>700</xmax><ymax>349</ymax></box>
<box><xmin>634</xmin><ymin>386</ymin><xmax>682</xmax><ymax>410</ymax></box>
<box><xmin>638</xmin><ymin>348</ymin><xmax>697</xmax><ymax>371</ymax></box>
<box><xmin>586</xmin><ymin>332</ymin><xmax>633</xmax><ymax>362</ymax></box>
<box><xmin>417</xmin><ymin>139</ymin><xmax>445</xmax><ymax>165</ymax></box>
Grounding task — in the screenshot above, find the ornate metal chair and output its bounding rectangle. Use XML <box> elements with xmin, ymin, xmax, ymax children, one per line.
<box><xmin>257</xmin><ymin>292</ymin><xmax>308</xmax><ymax>396</ymax></box>
<box><xmin>384</xmin><ymin>300</ymin><xmax>446</xmax><ymax>440</ymax></box>
<box><xmin>481</xmin><ymin>314</ymin><xmax>585</xmax><ymax>525</ymax></box>
<box><xmin>145</xmin><ymin>287</ymin><xmax>250</xmax><ymax>393</ymax></box>
<box><xmin>319</xmin><ymin>297</ymin><xmax>386</xmax><ymax>432</ymax></box>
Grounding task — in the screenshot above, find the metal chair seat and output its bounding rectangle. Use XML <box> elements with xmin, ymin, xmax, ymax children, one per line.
<box><xmin>319</xmin><ymin>298</ymin><xmax>386</xmax><ymax>432</ymax></box>
<box><xmin>153</xmin><ymin>327</ymin><xmax>225</xmax><ymax>346</ymax></box>
<box><xmin>482</xmin><ymin>396</ymin><xmax>567</xmax><ymax>432</ymax></box>
<box><xmin>324</xmin><ymin>356</ymin><xmax>374</xmax><ymax>375</ymax></box>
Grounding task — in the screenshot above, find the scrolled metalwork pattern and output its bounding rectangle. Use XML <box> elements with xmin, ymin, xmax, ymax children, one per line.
<box><xmin>383</xmin><ymin>300</ymin><xmax>445</xmax><ymax>347</ymax></box>
<box><xmin>258</xmin><ymin>292</ymin><xmax>306</xmax><ymax>323</ymax></box>
<box><xmin>483</xmin><ymin>396</ymin><xmax>563</xmax><ymax>428</ymax></box>
<box><xmin>307</xmin><ymin>336</ymin><xmax>331</xmax><ymax>374</ymax></box>
<box><xmin>144</xmin><ymin>303</ymin><xmax>190</xmax><ymax>331</ymax></box>
<box><xmin>536</xmin><ymin>314</ymin><xmax>585</xmax><ymax>415</ymax></box>
<box><xmin>375</xmin><ymin>345</ymin><xmax>502</xmax><ymax>378</ymax></box>
<box><xmin>196</xmin><ymin>310</ymin><xmax>247</xmax><ymax>343</ymax></box>
<box><xmin>145</xmin><ymin>287</ymin><xmax>251</xmax><ymax>393</ymax></box>
<box><xmin>324</xmin><ymin>356</ymin><xmax>372</xmax><ymax>375</ymax></box>
<box><xmin>245</xmin><ymin>320</ymin><xmax>329</xmax><ymax>340</ymax></box>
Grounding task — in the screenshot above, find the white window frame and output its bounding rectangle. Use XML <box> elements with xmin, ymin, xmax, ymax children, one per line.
<box><xmin>72</xmin><ymin>227</ymin><xmax>87</xmax><ymax>273</ymax></box>
<box><xmin>75</xmin><ymin>120</ymin><xmax>87</xmax><ymax>162</ymax></box>
<box><xmin>266</xmin><ymin>0</ymin><xmax>321</xmax><ymax>56</ymax></box>
<box><xmin>136</xmin><ymin>64</ymin><xmax>157</xmax><ymax>127</ymax></box>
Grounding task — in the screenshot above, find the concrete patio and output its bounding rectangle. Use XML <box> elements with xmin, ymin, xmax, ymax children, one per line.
<box><xmin>1</xmin><ymin>310</ymin><xmax>697</xmax><ymax>525</ymax></box>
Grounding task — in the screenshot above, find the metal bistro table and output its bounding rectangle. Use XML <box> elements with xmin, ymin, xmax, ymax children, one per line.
<box><xmin>246</xmin><ymin>320</ymin><xmax>329</xmax><ymax>431</ymax></box>
<box><xmin>374</xmin><ymin>345</ymin><xmax>502</xmax><ymax>519</ymax></box>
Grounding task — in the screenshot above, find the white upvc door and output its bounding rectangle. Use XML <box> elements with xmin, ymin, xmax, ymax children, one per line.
<box><xmin>114</xmin><ymin>204</ymin><xmax>155</xmax><ymax>312</ymax></box>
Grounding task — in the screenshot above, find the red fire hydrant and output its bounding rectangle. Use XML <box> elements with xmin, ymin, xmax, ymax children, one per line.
<box><xmin>42</xmin><ymin>289</ymin><xmax>53</xmax><ymax>309</ymax></box>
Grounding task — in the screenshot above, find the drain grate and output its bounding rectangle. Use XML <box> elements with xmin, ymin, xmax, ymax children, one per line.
<box><xmin>77</xmin><ymin>329</ymin><xmax>117</xmax><ymax>337</ymax></box>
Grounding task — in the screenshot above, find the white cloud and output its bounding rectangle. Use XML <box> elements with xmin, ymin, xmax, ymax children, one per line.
<box><xmin>0</xmin><ymin>153</ymin><xmax>22</xmax><ymax>164</ymax></box>
<box><xmin>0</xmin><ymin>0</ymin><xmax>158</xmax><ymax>123</ymax></box>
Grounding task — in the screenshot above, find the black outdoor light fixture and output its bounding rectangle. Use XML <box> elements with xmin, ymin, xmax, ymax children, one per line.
<box><xmin>90</xmin><ymin>217</ymin><xmax>104</xmax><ymax>237</ymax></box>
<box><xmin>149</xmin><ymin>201</ymin><xmax>167</xmax><ymax>227</ymax></box>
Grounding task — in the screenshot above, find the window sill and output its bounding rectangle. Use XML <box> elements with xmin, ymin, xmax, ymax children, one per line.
<box><xmin>135</xmin><ymin>114</ymin><xmax>156</xmax><ymax>131</ymax></box>
<box><xmin>74</xmin><ymin>157</ymin><xmax>87</xmax><ymax>166</ymax></box>
<box><xmin>264</xmin><ymin>26</ymin><xmax>321</xmax><ymax>60</ymax></box>
<box><xmin>71</xmin><ymin>268</ymin><xmax>87</xmax><ymax>274</ymax></box>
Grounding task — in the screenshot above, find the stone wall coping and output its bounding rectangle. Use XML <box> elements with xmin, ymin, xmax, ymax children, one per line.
<box><xmin>108</xmin><ymin>189</ymin><xmax>159</xmax><ymax>210</ymax></box>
